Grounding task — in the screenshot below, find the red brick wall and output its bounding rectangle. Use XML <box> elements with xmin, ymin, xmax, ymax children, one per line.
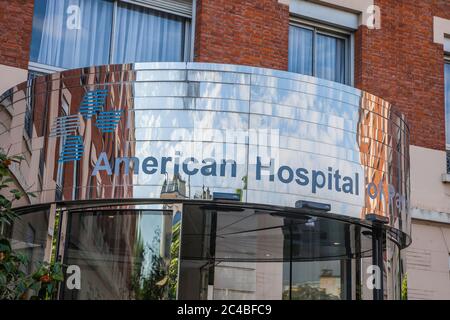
<box><xmin>355</xmin><ymin>0</ymin><xmax>450</xmax><ymax>151</ymax></box>
<box><xmin>194</xmin><ymin>0</ymin><xmax>290</xmax><ymax>70</ymax></box>
<box><xmin>0</xmin><ymin>0</ymin><xmax>34</xmax><ymax>70</ymax></box>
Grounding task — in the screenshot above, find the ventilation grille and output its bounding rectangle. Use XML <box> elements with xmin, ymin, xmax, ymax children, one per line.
<box><xmin>128</xmin><ymin>0</ymin><xmax>193</xmax><ymax>17</ymax></box>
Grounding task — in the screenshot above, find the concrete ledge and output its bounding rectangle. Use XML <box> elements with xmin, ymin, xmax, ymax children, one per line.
<box><xmin>433</xmin><ymin>16</ymin><xmax>450</xmax><ymax>50</ymax></box>
<box><xmin>442</xmin><ymin>173</ymin><xmax>450</xmax><ymax>183</ymax></box>
<box><xmin>280</xmin><ymin>0</ymin><xmax>374</xmax><ymax>26</ymax></box>
<box><xmin>411</xmin><ymin>207</ymin><xmax>450</xmax><ymax>225</ymax></box>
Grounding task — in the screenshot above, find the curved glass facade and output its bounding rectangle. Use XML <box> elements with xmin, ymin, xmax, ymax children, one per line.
<box><xmin>0</xmin><ymin>63</ymin><xmax>410</xmax><ymax>299</ymax></box>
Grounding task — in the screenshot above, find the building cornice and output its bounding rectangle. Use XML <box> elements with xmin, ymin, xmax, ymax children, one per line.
<box><xmin>433</xmin><ymin>16</ymin><xmax>450</xmax><ymax>51</ymax></box>
<box><xmin>279</xmin><ymin>0</ymin><xmax>374</xmax><ymax>27</ymax></box>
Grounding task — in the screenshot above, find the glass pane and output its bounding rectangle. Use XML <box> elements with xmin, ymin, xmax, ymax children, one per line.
<box><xmin>288</xmin><ymin>26</ymin><xmax>313</xmax><ymax>76</ymax></box>
<box><xmin>285</xmin><ymin>261</ymin><xmax>343</xmax><ymax>300</ymax></box>
<box><xmin>113</xmin><ymin>3</ymin><xmax>186</xmax><ymax>63</ymax></box>
<box><xmin>445</xmin><ymin>63</ymin><xmax>450</xmax><ymax>146</ymax></box>
<box><xmin>30</xmin><ymin>0</ymin><xmax>113</xmax><ymax>69</ymax></box>
<box><xmin>177</xmin><ymin>204</ymin><xmax>390</xmax><ymax>300</ymax></box>
<box><xmin>315</xmin><ymin>33</ymin><xmax>346</xmax><ymax>84</ymax></box>
<box><xmin>3</xmin><ymin>210</ymin><xmax>50</xmax><ymax>276</ymax></box>
<box><xmin>61</xmin><ymin>209</ymin><xmax>179</xmax><ymax>300</ymax></box>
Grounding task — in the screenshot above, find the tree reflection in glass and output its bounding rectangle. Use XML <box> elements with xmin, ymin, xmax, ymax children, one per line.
<box><xmin>62</xmin><ymin>209</ymin><xmax>180</xmax><ymax>300</ymax></box>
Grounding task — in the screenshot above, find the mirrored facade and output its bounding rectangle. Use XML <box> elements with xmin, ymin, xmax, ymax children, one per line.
<box><xmin>0</xmin><ymin>63</ymin><xmax>410</xmax><ymax>299</ymax></box>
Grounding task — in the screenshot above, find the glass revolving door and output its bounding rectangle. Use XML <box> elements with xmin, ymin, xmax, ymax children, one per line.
<box><xmin>178</xmin><ymin>203</ymin><xmax>402</xmax><ymax>300</ymax></box>
<box><xmin>8</xmin><ymin>201</ymin><xmax>403</xmax><ymax>300</ymax></box>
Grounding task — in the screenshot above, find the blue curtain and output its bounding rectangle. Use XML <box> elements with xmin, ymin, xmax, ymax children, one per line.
<box><xmin>288</xmin><ymin>26</ymin><xmax>313</xmax><ymax>76</ymax></box>
<box><xmin>445</xmin><ymin>63</ymin><xmax>450</xmax><ymax>146</ymax></box>
<box><xmin>316</xmin><ymin>33</ymin><xmax>345</xmax><ymax>84</ymax></box>
<box><xmin>31</xmin><ymin>0</ymin><xmax>113</xmax><ymax>69</ymax></box>
<box><xmin>112</xmin><ymin>3</ymin><xmax>186</xmax><ymax>63</ymax></box>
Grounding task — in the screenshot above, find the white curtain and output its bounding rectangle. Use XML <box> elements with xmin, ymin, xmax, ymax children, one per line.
<box><xmin>35</xmin><ymin>0</ymin><xmax>113</xmax><ymax>69</ymax></box>
<box><xmin>288</xmin><ymin>25</ymin><xmax>346</xmax><ymax>84</ymax></box>
<box><xmin>288</xmin><ymin>26</ymin><xmax>313</xmax><ymax>76</ymax></box>
<box><xmin>113</xmin><ymin>3</ymin><xmax>186</xmax><ymax>63</ymax></box>
<box><xmin>316</xmin><ymin>33</ymin><xmax>345</xmax><ymax>84</ymax></box>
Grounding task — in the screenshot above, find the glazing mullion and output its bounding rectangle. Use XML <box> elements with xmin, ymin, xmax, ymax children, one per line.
<box><xmin>312</xmin><ymin>27</ymin><xmax>317</xmax><ymax>77</ymax></box>
<box><xmin>109</xmin><ymin>0</ymin><xmax>119</xmax><ymax>64</ymax></box>
<box><xmin>182</xmin><ymin>19</ymin><xmax>189</xmax><ymax>62</ymax></box>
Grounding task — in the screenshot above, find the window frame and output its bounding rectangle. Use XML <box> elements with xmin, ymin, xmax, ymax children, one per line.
<box><xmin>444</xmin><ymin>52</ymin><xmax>450</xmax><ymax>151</ymax></box>
<box><xmin>28</xmin><ymin>0</ymin><xmax>193</xmax><ymax>74</ymax></box>
<box><xmin>289</xmin><ymin>17</ymin><xmax>354</xmax><ymax>86</ymax></box>
<box><xmin>445</xmin><ymin>55</ymin><xmax>450</xmax><ymax>176</ymax></box>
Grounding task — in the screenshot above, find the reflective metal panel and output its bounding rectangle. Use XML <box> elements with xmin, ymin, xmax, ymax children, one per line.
<box><xmin>0</xmin><ymin>63</ymin><xmax>410</xmax><ymax>241</ymax></box>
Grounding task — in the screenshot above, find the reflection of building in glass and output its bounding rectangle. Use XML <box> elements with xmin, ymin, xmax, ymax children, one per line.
<box><xmin>319</xmin><ymin>269</ymin><xmax>341</xmax><ymax>298</ymax></box>
<box><xmin>358</xmin><ymin>92</ymin><xmax>391</xmax><ymax>221</ymax></box>
<box><xmin>61</xmin><ymin>209</ymin><xmax>176</xmax><ymax>300</ymax></box>
<box><xmin>193</xmin><ymin>186</ymin><xmax>212</xmax><ymax>200</ymax></box>
<box><xmin>160</xmin><ymin>173</ymin><xmax>187</xmax><ymax>199</ymax></box>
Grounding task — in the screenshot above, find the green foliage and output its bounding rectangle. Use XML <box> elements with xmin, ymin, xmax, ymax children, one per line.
<box><xmin>131</xmin><ymin>227</ymin><xmax>169</xmax><ymax>300</ymax></box>
<box><xmin>0</xmin><ymin>153</ymin><xmax>35</xmax><ymax>227</ymax></box>
<box><xmin>401</xmin><ymin>273</ymin><xmax>408</xmax><ymax>300</ymax></box>
<box><xmin>235</xmin><ymin>175</ymin><xmax>248</xmax><ymax>201</ymax></box>
<box><xmin>283</xmin><ymin>284</ymin><xmax>340</xmax><ymax>300</ymax></box>
<box><xmin>0</xmin><ymin>150</ymin><xmax>63</xmax><ymax>300</ymax></box>
<box><xmin>168</xmin><ymin>221</ymin><xmax>181</xmax><ymax>299</ymax></box>
<box><xmin>0</xmin><ymin>256</ymin><xmax>64</xmax><ymax>300</ymax></box>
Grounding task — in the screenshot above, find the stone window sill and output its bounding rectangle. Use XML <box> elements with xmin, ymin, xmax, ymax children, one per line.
<box><xmin>442</xmin><ymin>174</ymin><xmax>450</xmax><ymax>183</ymax></box>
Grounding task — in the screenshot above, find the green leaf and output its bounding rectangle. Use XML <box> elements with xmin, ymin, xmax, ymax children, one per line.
<box><xmin>52</xmin><ymin>274</ymin><xmax>64</xmax><ymax>282</ymax></box>
<box><xmin>0</xmin><ymin>218</ymin><xmax>11</xmax><ymax>226</ymax></box>
<box><xmin>16</xmin><ymin>253</ymin><xmax>29</xmax><ymax>265</ymax></box>
<box><xmin>32</xmin><ymin>266</ymin><xmax>47</xmax><ymax>280</ymax></box>
<box><xmin>30</xmin><ymin>281</ymin><xmax>41</xmax><ymax>291</ymax></box>
<box><xmin>9</xmin><ymin>189</ymin><xmax>23</xmax><ymax>200</ymax></box>
<box><xmin>16</xmin><ymin>281</ymin><xmax>27</xmax><ymax>295</ymax></box>
<box><xmin>46</xmin><ymin>283</ymin><xmax>53</xmax><ymax>294</ymax></box>
<box><xmin>0</xmin><ymin>239</ymin><xmax>12</xmax><ymax>253</ymax></box>
<box><xmin>0</xmin><ymin>273</ymin><xmax>6</xmax><ymax>285</ymax></box>
<box><xmin>12</xmin><ymin>155</ymin><xmax>25</xmax><ymax>161</ymax></box>
<box><xmin>3</xmin><ymin>261</ymin><xmax>15</xmax><ymax>273</ymax></box>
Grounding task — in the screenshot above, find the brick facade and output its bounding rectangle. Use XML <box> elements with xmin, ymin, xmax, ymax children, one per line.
<box><xmin>194</xmin><ymin>0</ymin><xmax>290</xmax><ymax>71</ymax></box>
<box><xmin>0</xmin><ymin>0</ymin><xmax>34</xmax><ymax>70</ymax></box>
<box><xmin>1</xmin><ymin>0</ymin><xmax>449</xmax><ymax>150</ymax></box>
<box><xmin>355</xmin><ymin>0</ymin><xmax>450</xmax><ymax>151</ymax></box>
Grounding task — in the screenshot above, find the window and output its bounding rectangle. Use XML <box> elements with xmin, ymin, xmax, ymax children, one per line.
<box><xmin>288</xmin><ymin>20</ymin><xmax>352</xmax><ymax>85</ymax></box>
<box><xmin>30</xmin><ymin>0</ymin><xmax>191</xmax><ymax>71</ymax></box>
<box><xmin>445</xmin><ymin>55</ymin><xmax>450</xmax><ymax>173</ymax></box>
<box><xmin>113</xmin><ymin>2</ymin><xmax>188</xmax><ymax>63</ymax></box>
